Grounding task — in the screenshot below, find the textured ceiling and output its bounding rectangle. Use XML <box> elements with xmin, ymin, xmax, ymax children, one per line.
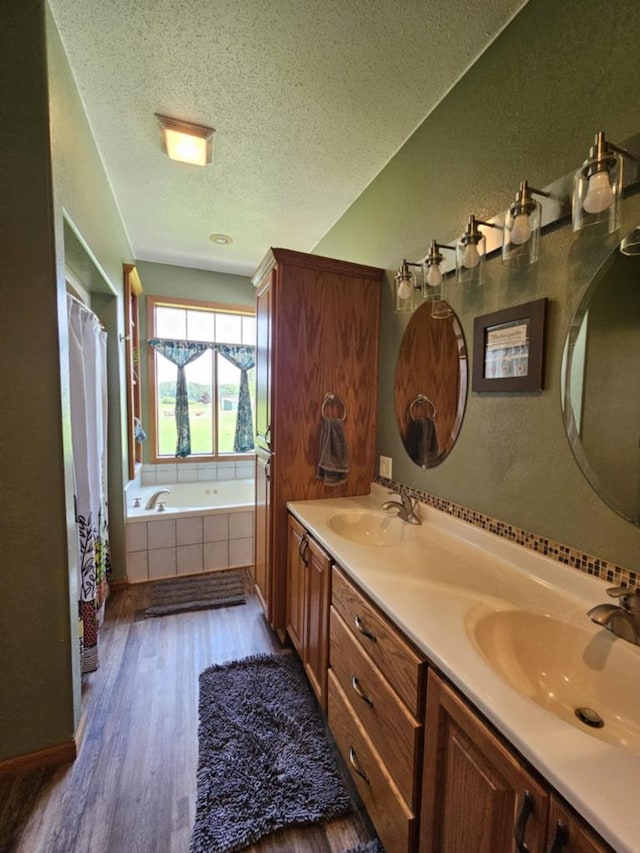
<box><xmin>48</xmin><ymin>0</ymin><xmax>528</xmax><ymax>276</ymax></box>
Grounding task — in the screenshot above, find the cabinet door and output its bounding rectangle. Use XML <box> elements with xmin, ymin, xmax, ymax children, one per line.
<box><xmin>547</xmin><ymin>797</ymin><xmax>613</xmax><ymax>853</ymax></box>
<box><xmin>286</xmin><ymin>515</ymin><xmax>307</xmax><ymax>657</ymax></box>
<box><xmin>304</xmin><ymin>536</ymin><xmax>332</xmax><ymax>710</ymax></box>
<box><xmin>254</xmin><ymin>447</ymin><xmax>273</xmax><ymax>620</ymax></box>
<box><xmin>255</xmin><ymin>272</ymin><xmax>273</xmax><ymax>451</ymax></box>
<box><xmin>421</xmin><ymin>670</ymin><xmax>548</xmax><ymax>853</ymax></box>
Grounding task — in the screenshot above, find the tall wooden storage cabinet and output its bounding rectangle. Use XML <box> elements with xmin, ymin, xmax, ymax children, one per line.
<box><xmin>252</xmin><ymin>248</ymin><xmax>383</xmax><ymax>632</ymax></box>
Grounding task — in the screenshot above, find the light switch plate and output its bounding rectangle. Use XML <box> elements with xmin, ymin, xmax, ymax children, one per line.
<box><xmin>379</xmin><ymin>455</ymin><xmax>392</xmax><ymax>479</ymax></box>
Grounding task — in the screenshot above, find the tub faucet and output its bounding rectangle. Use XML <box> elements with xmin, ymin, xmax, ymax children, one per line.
<box><xmin>145</xmin><ymin>488</ymin><xmax>170</xmax><ymax>510</ymax></box>
<box><xmin>587</xmin><ymin>587</ymin><xmax>640</xmax><ymax>645</ymax></box>
<box><xmin>381</xmin><ymin>492</ymin><xmax>422</xmax><ymax>525</ymax></box>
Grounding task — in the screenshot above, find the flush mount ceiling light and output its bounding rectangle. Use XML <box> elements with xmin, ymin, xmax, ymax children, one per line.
<box><xmin>155</xmin><ymin>113</ymin><xmax>215</xmax><ymax>166</ymax></box>
<box><xmin>209</xmin><ymin>233</ymin><xmax>233</xmax><ymax>245</ymax></box>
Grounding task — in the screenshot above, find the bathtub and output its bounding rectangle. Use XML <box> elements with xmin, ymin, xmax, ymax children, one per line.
<box><xmin>125</xmin><ymin>478</ymin><xmax>255</xmax><ymax>583</ymax></box>
<box><xmin>127</xmin><ymin>478</ymin><xmax>254</xmax><ymax>519</ymax></box>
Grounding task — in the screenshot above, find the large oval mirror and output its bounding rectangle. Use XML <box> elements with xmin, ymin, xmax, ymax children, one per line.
<box><xmin>394</xmin><ymin>301</ymin><xmax>468</xmax><ymax>468</ymax></box>
<box><xmin>562</xmin><ymin>225</ymin><xmax>640</xmax><ymax>525</ymax></box>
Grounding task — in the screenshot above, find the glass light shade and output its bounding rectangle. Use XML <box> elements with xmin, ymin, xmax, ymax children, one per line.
<box><xmin>394</xmin><ymin>264</ymin><xmax>419</xmax><ymax>313</ymax></box>
<box><xmin>572</xmin><ymin>144</ymin><xmax>622</xmax><ymax>234</ymax></box>
<box><xmin>423</xmin><ymin>259</ymin><xmax>445</xmax><ymax>303</ymax></box>
<box><xmin>620</xmin><ymin>226</ymin><xmax>640</xmax><ymax>256</ymax></box>
<box><xmin>502</xmin><ymin>198</ymin><xmax>542</xmax><ymax>267</ymax></box>
<box><xmin>431</xmin><ymin>300</ymin><xmax>453</xmax><ymax>319</ymax></box>
<box><xmin>456</xmin><ymin>231</ymin><xmax>486</xmax><ymax>285</ymax></box>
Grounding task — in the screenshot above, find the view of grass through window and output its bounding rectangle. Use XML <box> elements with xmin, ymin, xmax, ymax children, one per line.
<box><xmin>152</xmin><ymin>301</ymin><xmax>256</xmax><ymax>458</ymax></box>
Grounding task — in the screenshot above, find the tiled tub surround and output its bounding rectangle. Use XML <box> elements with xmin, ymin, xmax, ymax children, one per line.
<box><xmin>140</xmin><ymin>459</ymin><xmax>254</xmax><ymax>485</ymax></box>
<box><xmin>125</xmin><ymin>479</ymin><xmax>254</xmax><ymax>582</ymax></box>
<box><xmin>379</xmin><ymin>477</ymin><xmax>639</xmax><ymax>593</ymax></box>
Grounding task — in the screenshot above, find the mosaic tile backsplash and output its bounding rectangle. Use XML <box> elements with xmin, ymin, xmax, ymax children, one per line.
<box><xmin>378</xmin><ymin>477</ymin><xmax>639</xmax><ymax>593</ymax></box>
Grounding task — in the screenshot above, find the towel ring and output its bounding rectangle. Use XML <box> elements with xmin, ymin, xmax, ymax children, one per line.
<box><xmin>409</xmin><ymin>394</ymin><xmax>436</xmax><ymax>421</ymax></box>
<box><xmin>321</xmin><ymin>392</ymin><xmax>347</xmax><ymax>421</ymax></box>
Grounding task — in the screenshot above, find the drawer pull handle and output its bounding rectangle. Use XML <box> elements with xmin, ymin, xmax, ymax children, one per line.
<box><xmin>514</xmin><ymin>790</ymin><xmax>534</xmax><ymax>852</ymax></box>
<box><xmin>547</xmin><ymin>821</ymin><xmax>568</xmax><ymax>853</ymax></box>
<box><xmin>348</xmin><ymin>746</ymin><xmax>370</xmax><ymax>784</ymax></box>
<box><xmin>298</xmin><ymin>534</ymin><xmax>309</xmax><ymax>565</ymax></box>
<box><xmin>354</xmin><ymin>615</ymin><xmax>377</xmax><ymax>642</ymax></box>
<box><xmin>351</xmin><ymin>675</ymin><xmax>373</xmax><ymax>707</ymax></box>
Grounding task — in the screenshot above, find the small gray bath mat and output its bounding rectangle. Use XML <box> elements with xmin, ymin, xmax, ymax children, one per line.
<box><xmin>144</xmin><ymin>570</ymin><xmax>246</xmax><ymax>617</ymax></box>
<box><xmin>341</xmin><ymin>840</ymin><xmax>385</xmax><ymax>853</ymax></box>
<box><xmin>190</xmin><ymin>652</ymin><xmax>352</xmax><ymax>852</ymax></box>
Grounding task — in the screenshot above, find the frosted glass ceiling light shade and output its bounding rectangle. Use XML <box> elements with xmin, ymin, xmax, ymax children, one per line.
<box><xmin>156</xmin><ymin>114</ymin><xmax>215</xmax><ymax>166</ymax></box>
<box><xmin>394</xmin><ymin>259</ymin><xmax>421</xmax><ymax>313</ymax></box>
<box><xmin>502</xmin><ymin>180</ymin><xmax>543</xmax><ymax>268</ymax></box>
<box><xmin>571</xmin><ymin>132</ymin><xmax>637</xmax><ymax>234</ymax></box>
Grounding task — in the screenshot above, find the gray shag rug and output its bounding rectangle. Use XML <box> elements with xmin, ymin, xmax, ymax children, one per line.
<box><xmin>190</xmin><ymin>652</ymin><xmax>352</xmax><ymax>852</ymax></box>
<box><xmin>341</xmin><ymin>840</ymin><xmax>385</xmax><ymax>853</ymax></box>
<box><xmin>144</xmin><ymin>570</ymin><xmax>246</xmax><ymax>617</ymax></box>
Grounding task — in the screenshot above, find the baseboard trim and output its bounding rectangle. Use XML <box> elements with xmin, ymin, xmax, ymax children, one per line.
<box><xmin>109</xmin><ymin>579</ymin><xmax>129</xmax><ymax>593</ymax></box>
<box><xmin>0</xmin><ymin>739</ymin><xmax>77</xmax><ymax>775</ymax></box>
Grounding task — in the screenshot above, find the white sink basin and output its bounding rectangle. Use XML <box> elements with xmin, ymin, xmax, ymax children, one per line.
<box><xmin>466</xmin><ymin>608</ymin><xmax>640</xmax><ymax>750</ymax></box>
<box><xmin>326</xmin><ymin>510</ymin><xmax>410</xmax><ymax>546</ymax></box>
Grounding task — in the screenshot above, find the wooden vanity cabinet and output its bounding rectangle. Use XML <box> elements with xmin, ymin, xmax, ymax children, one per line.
<box><xmin>286</xmin><ymin>515</ymin><xmax>307</xmax><ymax>657</ymax></box>
<box><xmin>421</xmin><ymin>669</ymin><xmax>548</xmax><ymax>853</ymax></box>
<box><xmin>420</xmin><ymin>670</ymin><xmax>613</xmax><ymax>853</ymax></box>
<box><xmin>286</xmin><ymin>514</ymin><xmax>332</xmax><ymax>710</ymax></box>
<box><xmin>252</xmin><ymin>248</ymin><xmax>383</xmax><ymax>633</ymax></box>
<box><xmin>547</xmin><ymin>798</ymin><xmax>613</xmax><ymax>853</ymax></box>
<box><xmin>329</xmin><ymin>566</ymin><xmax>427</xmax><ymax>853</ymax></box>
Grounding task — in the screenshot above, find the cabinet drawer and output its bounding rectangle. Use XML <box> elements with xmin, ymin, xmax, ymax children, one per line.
<box><xmin>332</xmin><ymin>566</ymin><xmax>426</xmax><ymax>717</ymax></box>
<box><xmin>330</xmin><ymin>606</ymin><xmax>422</xmax><ymax>810</ymax></box>
<box><xmin>328</xmin><ymin>670</ymin><xmax>415</xmax><ymax>853</ymax></box>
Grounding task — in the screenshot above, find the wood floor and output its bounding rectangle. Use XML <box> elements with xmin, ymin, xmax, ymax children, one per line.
<box><xmin>0</xmin><ymin>579</ymin><xmax>376</xmax><ymax>853</ymax></box>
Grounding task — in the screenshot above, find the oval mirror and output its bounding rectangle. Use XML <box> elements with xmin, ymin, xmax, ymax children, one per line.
<box><xmin>562</xmin><ymin>225</ymin><xmax>640</xmax><ymax>525</ymax></box>
<box><xmin>394</xmin><ymin>301</ymin><xmax>468</xmax><ymax>468</ymax></box>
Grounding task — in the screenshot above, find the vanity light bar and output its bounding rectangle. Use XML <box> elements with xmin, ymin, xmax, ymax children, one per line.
<box><xmin>399</xmin><ymin>130</ymin><xmax>640</xmax><ymax>281</ymax></box>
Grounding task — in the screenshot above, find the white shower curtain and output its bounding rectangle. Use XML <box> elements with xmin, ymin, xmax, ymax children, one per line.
<box><xmin>67</xmin><ymin>295</ymin><xmax>110</xmax><ymax>673</ymax></box>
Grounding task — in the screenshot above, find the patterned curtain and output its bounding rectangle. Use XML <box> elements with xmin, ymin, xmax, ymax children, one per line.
<box><xmin>148</xmin><ymin>339</ymin><xmax>209</xmax><ymax>457</ymax></box>
<box><xmin>213</xmin><ymin>344</ymin><xmax>256</xmax><ymax>453</ymax></box>
<box><xmin>68</xmin><ymin>295</ymin><xmax>110</xmax><ymax>674</ymax></box>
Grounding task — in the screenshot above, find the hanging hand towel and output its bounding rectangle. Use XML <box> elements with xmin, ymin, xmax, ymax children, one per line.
<box><xmin>406</xmin><ymin>417</ymin><xmax>439</xmax><ymax>468</ymax></box>
<box><xmin>317</xmin><ymin>417</ymin><xmax>349</xmax><ymax>486</ymax></box>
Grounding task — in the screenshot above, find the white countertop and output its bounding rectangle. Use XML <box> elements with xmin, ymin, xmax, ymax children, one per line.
<box><xmin>287</xmin><ymin>483</ymin><xmax>640</xmax><ymax>853</ymax></box>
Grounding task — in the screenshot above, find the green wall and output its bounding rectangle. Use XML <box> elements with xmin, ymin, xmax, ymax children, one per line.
<box><xmin>0</xmin><ymin>0</ymin><xmax>77</xmax><ymax>761</ymax></box>
<box><xmin>315</xmin><ymin>0</ymin><xmax>640</xmax><ymax>573</ymax></box>
<box><xmin>0</xmin><ymin>0</ymin><xmax>137</xmax><ymax>761</ymax></box>
<box><xmin>136</xmin><ymin>261</ymin><xmax>254</xmax><ymax>308</ymax></box>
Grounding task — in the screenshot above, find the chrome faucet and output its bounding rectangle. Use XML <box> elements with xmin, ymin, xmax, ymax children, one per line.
<box><xmin>381</xmin><ymin>491</ymin><xmax>422</xmax><ymax>525</ymax></box>
<box><xmin>587</xmin><ymin>587</ymin><xmax>640</xmax><ymax>645</ymax></box>
<box><xmin>145</xmin><ymin>488</ymin><xmax>170</xmax><ymax>510</ymax></box>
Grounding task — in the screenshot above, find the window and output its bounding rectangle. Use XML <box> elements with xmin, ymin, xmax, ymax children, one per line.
<box><xmin>147</xmin><ymin>296</ymin><xmax>256</xmax><ymax>461</ymax></box>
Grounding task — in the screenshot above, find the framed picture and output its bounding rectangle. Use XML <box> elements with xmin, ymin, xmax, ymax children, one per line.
<box><xmin>472</xmin><ymin>298</ymin><xmax>547</xmax><ymax>392</ymax></box>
